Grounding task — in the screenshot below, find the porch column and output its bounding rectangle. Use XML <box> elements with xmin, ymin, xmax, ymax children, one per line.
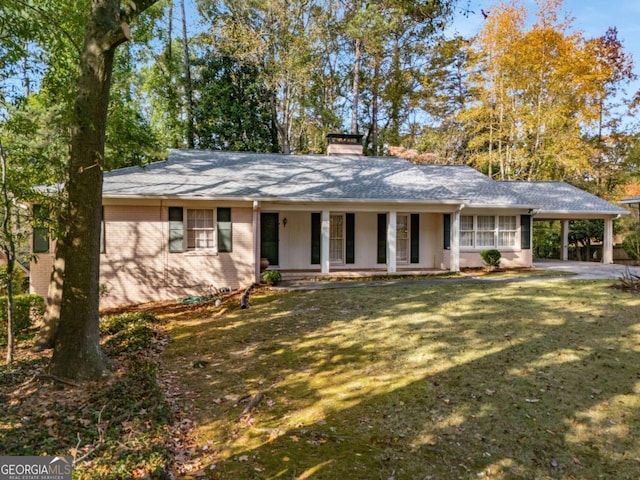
<box><xmin>561</xmin><ymin>220</ymin><xmax>569</xmax><ymax>261</ymax></box>
<box><xmin>450</xmin><ymin>208</ymin><xmax>461</xmax><ymax>272</ymax></box>
<box><xmin>387</xmin><ymin>210</ymin><xmax>397</xmax><ymax>273</ymax></box>
<box><xmin>603</xmin><ymin>217</ymin><xmax>614</xmax><ymax>264</ymax></box>
<box><xmin>321</xmin><ymin>210</ymin><xmax>330</xmax><ymax>274</ymax></box>
<box><xmin>252</xmin><ymin>201</ymin><xmax>261</xmax><ymax>283</ymax></box>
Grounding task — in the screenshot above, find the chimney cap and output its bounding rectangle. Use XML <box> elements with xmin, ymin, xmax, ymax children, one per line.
<box><xmin>326</xmin><ymin>133</ymin><xmax>364</xmax><ymax>145</ymax></box>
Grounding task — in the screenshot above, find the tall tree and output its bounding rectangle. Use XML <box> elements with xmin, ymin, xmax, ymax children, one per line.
<box><xmin>180</xmin><ymin>0</ymin><xmax>195</xmax><ymax>148</ymax></box>
<box><xmin>193</xmin><ymin>54</ymin><xmax>277</xmax><ymax>151</ymax></box>
<box><xmin>462</xmin><ymin>0</ymin><xmax>635</xmax><ymax>182</ymax></box>
<box><xmin>48</xmin><ymin>0</ymin><xmax>159</xmax><ymax>380</ymax></box>
<box><xmin>201</xmin><ymin>0</ymin><xmax>323</xmax><ymax>154</ymax></box>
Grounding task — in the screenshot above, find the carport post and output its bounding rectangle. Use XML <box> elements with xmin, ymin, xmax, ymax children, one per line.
<box><xmin>561</xmin><ymin>220</ymin><xmax>569</xmax><ymax>261</ymax></box>
<box><xmin>603</xmin><ymin>217</ymin><xmax>613</xmax><ymax>264</ymax></box>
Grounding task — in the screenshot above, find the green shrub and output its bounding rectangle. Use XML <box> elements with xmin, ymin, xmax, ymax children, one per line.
<box><xmin>0</xmin><ymin>294</ymin><xmax>45</xmax><ymax>341</ymax></box>
<box><xmin>622</xmin><ymin>231</ymin><xmax>640</xmax><ymax>262</ymax></box>
<box><xmin>0</xmin><ymin>265</ymin><xmax>25</xmax><ymax>296</ymax></box>
<box><xmin>480</xmin><ymin>249</ymin><xmax>502</xmax><ymax>268</ymax></box>
<box><xmin>262</xmin><ymin>269</ymin><xmax>282</xmax><ymax>286</ymax></box>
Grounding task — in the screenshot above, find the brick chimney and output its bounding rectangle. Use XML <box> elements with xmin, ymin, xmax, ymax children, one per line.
<box><xmin>327</xmin><ymin>134</ymin><xmax>364</xmax><ymax>156</ymax></box>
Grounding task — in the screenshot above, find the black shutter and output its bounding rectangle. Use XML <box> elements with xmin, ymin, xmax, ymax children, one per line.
<box><xmin>443</xmin><ymin>214</ymin><xmax>451</xmax><ymax>250</ymax></box>
<box><xmin>32</xmin><ymin>204</ymin><xmax>49</xmax><ymax>253</ymax></box>
<box><xmin>346</xmin><ymin>213</ymin><xmax>355</xmax><ymax>264</ymax></box>
<box><xmin>168</xmin><ymin>207</ymin><xmax>184</xmax><ymax>252</ymax></box>
<box><xmin>377</xmin><ymin>213</ymin><xmax>387</xmax><ymax>264</ymax></box>
<box><xmin>217</xmin><ymin>207</ymin><xmax>232</xmax><ymax>252</ymax></box>
<box><xmin>521</xmin><ymin>214</ymin><xmax>532</xmax><ymax>250</ymax></box>
<box><xmin>311</xmin><ymin>212</ymin><xmax>321</xmax><ymax>264</ymax></box>
<box><xmin>410</xmin><ymin>213</ymin><xmax>419</xmax><ymax>263</ymax></box>
<box><xmin>100</xmin><ymin>206</ymin><xmax>105</xmax><ymax>253</ymax></box>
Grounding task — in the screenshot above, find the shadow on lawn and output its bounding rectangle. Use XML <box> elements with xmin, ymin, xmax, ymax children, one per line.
<box><xmin>164</xmin><ymin>281</ymin><xmax>640</xmax><ymax>479</ymax></box>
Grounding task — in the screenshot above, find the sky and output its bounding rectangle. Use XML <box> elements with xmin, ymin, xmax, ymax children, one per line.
<box><xmin>450</xmin><ymin>0</ymin><xmax>640</xmax><ymax>109</ymax></box>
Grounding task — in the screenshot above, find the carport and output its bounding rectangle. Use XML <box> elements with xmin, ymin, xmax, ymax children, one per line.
<box><xmin>501</xmin><ymin>181</ymin><xmax>628</xmax><ymax>264</ymax></box>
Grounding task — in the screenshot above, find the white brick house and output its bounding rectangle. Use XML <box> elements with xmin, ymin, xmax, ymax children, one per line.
<box><xmin>30</xmin><ymin>149</ymin><xmax>627</xmax><ymax>308</ymax></box>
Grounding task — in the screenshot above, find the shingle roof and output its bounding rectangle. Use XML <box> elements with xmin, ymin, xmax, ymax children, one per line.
<box><xmin>417</xmin><ymin>165</ymin><xmax>532</xmax><ymax>207</ymax></box>
<box><xmin>102</xmin><ymin>149</ymin><xmax>624</xmax><ymax>215</ymax></box>
<box><xmin>103</xmin><ymin>150</ymin><xmax>530</xmax><ymax>206</ymax></box>
<box><xmin>104</xmin><ymin>150</ymin><xmax>453</xmax><ymax>202</ymax></box>
<box><xmin>501</xmin><ymin>181</ymin><xmax>627</xmax><ymax>215</ymax></box>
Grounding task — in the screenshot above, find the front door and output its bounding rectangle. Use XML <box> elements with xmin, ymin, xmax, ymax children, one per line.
<box><xmin>260</xmin><ymin>212</ymin><xmax>279</xmax><ymax>266</ymax></box>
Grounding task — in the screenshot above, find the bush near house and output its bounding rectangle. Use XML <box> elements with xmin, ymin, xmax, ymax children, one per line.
<box><xmin>262</xmin><ymin>269</ymin><xmax>282</xmax><ymax>286</ymax></box>
<box><xmin>0</xmin><ymin>265</ymin><xmax>26</xmax><ymax>296</ymax></box>
<box><xmin>480</xmin><ymin>249</ymin><xmax>501</xmax><ymax>268</ymax></box>
<box><xmin>622</xmin><ymin>230</ymin><xmax>640</xmax><ymax>263</ymax></box>
<box><xmin>0</xmin><ymin>294</ymin><xmax>45</xmax><ymax>343</ymax></box>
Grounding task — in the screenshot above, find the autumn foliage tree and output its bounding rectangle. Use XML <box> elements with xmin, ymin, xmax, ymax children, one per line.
<box><xmin>460</xmin><ymin>0</ymin><xmax>635</xmax><ymax>182</ymax></box>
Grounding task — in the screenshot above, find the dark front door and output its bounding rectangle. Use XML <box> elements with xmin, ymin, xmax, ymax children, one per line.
<box><xmin>260</xmin><ymin>212</ymin><xmax>279</xmax><ymax>266</ymax></box>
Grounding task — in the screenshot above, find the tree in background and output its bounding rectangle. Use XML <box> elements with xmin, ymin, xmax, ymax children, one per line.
<box><xmin>199</xmin><ymin>0</ymin><xmax>323</xmax><ymax>154</ymax></box>
<box><xmin>461</xmin><ymin>0</ymin><xmax>635</xmax><ymax>182</ymax></box>
<box><xmin>193</xmin><ymin>54</ymin><xmax>277</xmax><ymax>152</ymax></box>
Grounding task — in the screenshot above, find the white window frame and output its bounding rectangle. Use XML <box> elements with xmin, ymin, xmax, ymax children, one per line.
<box><xmin>498</xmin><ymin>216</ymin><xmax>518</xmax><ymax>248</ymax></box>
<box><xmin>186</xmin><ymin>208</ymin><xmax>217</xmax><ymax>252</ymax></box>
<box><xmin>460</xmin><ymin>215</ymin><xmax>474</xmax><ymax>248</ymax></box>
<box><xmin>396</xmin><ymin>213</ymin><xmax>410</xmax><ymax>264</ymax></box>
<box><xmin>460</xmin><ymin>215</ymin><xmax>520</xmax><ymax>251</ymax></box>
<box><xmin>330</xmin><ymin>213</ymin><xmax>345</xmax><ymax>264</ymax></box>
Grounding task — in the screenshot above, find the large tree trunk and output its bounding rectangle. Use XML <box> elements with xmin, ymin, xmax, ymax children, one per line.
<box><xmin>48</xmin><ymin>0</ymin><xmax>157</xmax><ymax>380</ymax></box>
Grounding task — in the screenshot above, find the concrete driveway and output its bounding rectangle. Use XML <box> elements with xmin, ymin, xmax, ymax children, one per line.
<box><xmin>533</xmin><ymin>259</ymin><xmax>640</xmax><ymax>280</ymax></box>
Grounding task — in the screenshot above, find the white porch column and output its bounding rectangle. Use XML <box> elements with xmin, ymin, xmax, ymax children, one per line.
<box><xmin>321</xmin><ymin>210</ymin><xmax>330</xmax><ymax>274</ymax></box>
<box><xmin>252</xmin><ymin>201</ymin><xmax>261</xmax><ymax>283</ymax></box>
<box><xmin>450</xmin><ymin>208</ymin><xmax>461</xmax><ymax>272</ymax></box>
<box><xmin>561</xmin><ymin>220</ymin><xmax>569</xmax><ymax>261</ymax></box>
<box><xmin>387</xmin><ymin>210</ymin><xmax>397</xmax><ymax>273</ymax></box>
<box><xmin>603</xmin><ymin>217</ymin><xmax>614</xmax><ymax>264</ymax></box>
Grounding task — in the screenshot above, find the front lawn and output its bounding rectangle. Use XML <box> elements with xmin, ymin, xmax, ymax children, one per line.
<box><xmin>162</xmin><ymin>279</ymin><xmax>640</xmax><ymax>479</ymax></box>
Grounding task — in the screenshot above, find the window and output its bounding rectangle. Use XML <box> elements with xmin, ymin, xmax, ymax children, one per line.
<box><xmin>32</xmin><ymin>204</ymin><xmax>49</xmax><ymax>253</ymax></box>
<box><xmin>476</xmin><ymin>215</ymin><xmax>496</xmax><ymax>247</ymax></box>
<box><xmin>396</xmin><ymin>214</ymin><xmax>409</xmax><ymax>263</ymax></box>
<box><xmin>187</xmin><ymin>209</ymin><xmax>215</xmax><ymax>250</ymax></box>
<box><xmin>217</xmin><ymin>208</ymin><xmax>232</xmax><ymax>252</ymax></box>
<box><xmin>498</xmin><ymin>216</ymin><xmax>517</xmax><ymax>247</ymax></box>
<box><xmin>460</xmin><ymin>216</ymin><xmax>474</xmax><ymax>247</ymax></box>
<box><xmin>459</xmin><ymin>215</ymin><xmax>519</xmax><ymax>250</ymax></box>
<box><xmin>330</xmin><ymin>214</ymin><xmax>344</xmax><ymax>263</ymax></box>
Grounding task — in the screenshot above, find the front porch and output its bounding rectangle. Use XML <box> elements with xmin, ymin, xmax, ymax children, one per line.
<box><xmin>277</xmin><ymin>267</ymin><xmax>449</xmax><ymax>281</ymax></box>
<box><xmin>252</xmin><ymin>205</ymin><xmax>454</xmax><ymax>284</ymax></box>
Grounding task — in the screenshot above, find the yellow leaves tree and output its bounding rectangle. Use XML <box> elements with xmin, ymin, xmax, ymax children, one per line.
<box><xmin>462</xmin><ymin>0</ymin><xmax>626</xmax><ymax>181</ymax></box>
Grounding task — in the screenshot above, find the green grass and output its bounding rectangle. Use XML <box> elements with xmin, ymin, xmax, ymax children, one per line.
<box><xmin>162</xmin><ymin>279</ymin><xmax>640</xmax><ymax>479</ymax></box>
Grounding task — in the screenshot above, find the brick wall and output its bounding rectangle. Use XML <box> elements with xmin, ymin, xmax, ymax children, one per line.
<box><xmin>99</xmin><ymin>204</ymin><xmax>255</xmax><ymax>308</ymax></box>
<box><xmin>31</xmin><ymin>204</ymin><xmax>256</xmax><ymax>309</ymax></box>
